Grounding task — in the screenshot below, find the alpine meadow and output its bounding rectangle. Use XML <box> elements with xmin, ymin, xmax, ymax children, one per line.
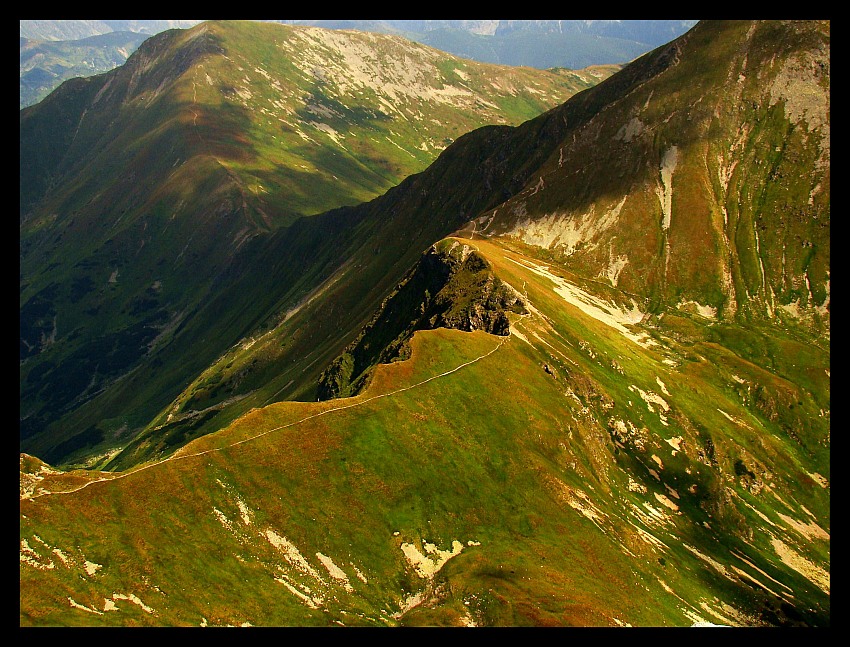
<box><xmin>20</xmin><ymin>20</ymin><xmax>829</xmax><ymax>628</ymax></box>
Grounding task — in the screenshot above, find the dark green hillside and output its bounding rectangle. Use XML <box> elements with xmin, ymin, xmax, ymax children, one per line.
<box><xmin>103</xmin><ymin>117</ymin><xmax>584</xmax><ymax>470</ymax></box>
<box><xmin>21</xmin><ymin>20</ymin><xmax>611</xmax><ymax>468</ymax></box>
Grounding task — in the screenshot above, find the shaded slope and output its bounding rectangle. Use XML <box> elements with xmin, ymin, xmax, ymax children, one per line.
<box><xmin>317</xmin><ymin>239</ymin><xmax>526</xmax><ymax>400</ymax></box>
<box><xmin>20</xmin><ymin>20</ymin><xmax>613</xmax><ymax>467</ymax></box>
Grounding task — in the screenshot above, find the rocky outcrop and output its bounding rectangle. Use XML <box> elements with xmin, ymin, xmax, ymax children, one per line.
<box><xmin>317</xmin><ymin>240</ymin><xmax>526</xmax><ymax>400</ymax></box>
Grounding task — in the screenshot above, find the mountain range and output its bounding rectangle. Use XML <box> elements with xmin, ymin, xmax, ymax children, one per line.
<box><xmin>20</xmin><ymin>19</ymin><xmax>829</xmax><ymax>627</ymax></box>
<box><xmin>19</xmin><ymin>20</ymin><xmax>696</xmax><ymax>109</ymax></box>
<box><xmin>21</xmin><ymin>31</ymin><xmax>152</xmax><ymax>108</ymax></box>
<box><xmin>281</xmin><ymin>20</ymin><xmax>700</xmax><ymax>69</ymax></box>
<box><xmin>19</xmin><ymin>20</ymin><xmax>204</xmax><ymax>41</ymax></box>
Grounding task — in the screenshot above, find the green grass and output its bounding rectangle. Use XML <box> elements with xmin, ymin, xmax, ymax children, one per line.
<box><xmin>21</xmin><ymin>236</ymin><xmax>829</xmax><ymax>626</ymax></box>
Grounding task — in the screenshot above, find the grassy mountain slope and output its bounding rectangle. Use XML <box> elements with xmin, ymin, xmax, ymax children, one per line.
<box><xmin>473</xmin><ymin>20</ymin><xmax>829</xmax><ymax>336</ymax></box>
<box><xmin>76</xmin><ymin>19</ymin><xmax>829</xmax><ymax>479</ymax></box>
<box><xmin>20</xmin><ymin>20</ymin><xmax>614</xmax><ymax>467</ymax></box>
<box><xmin>20</xmin><ymin>235</ymin><xmax>829</xmax><ymax>626</ymax></box>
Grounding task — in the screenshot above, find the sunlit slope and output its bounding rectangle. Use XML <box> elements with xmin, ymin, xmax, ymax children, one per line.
<box><xmin>21</xmin><ymin>237</ymin><xmax>829</xmax><ymax>627</ymax></box>
<box><xmin>187</xmin><ymin>20</ymin><xmax>613</xmax><ymax>220</ymax></box>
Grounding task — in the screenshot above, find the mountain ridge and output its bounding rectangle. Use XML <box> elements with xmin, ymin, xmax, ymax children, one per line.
<box><xmin>105</xmin><ymin>19</ymin><xmax>828</xmax><ymax>483</ymax></box>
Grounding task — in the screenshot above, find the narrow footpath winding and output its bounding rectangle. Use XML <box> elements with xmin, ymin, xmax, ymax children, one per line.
<box><xmin>26</xmin><ymin>334</ymin><xmax>510</xmax><ymax>501</ymax></box>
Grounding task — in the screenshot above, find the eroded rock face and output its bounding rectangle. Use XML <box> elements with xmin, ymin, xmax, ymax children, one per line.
<box><xmin>317</xmin><ymin>242</ymin><xmax>526</xmax><ymax>400</ymax></box>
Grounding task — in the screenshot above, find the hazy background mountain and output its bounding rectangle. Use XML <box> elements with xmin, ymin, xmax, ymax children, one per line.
<box><xmin>20</xmin><ymin>20</ymin><xmax>829</xmax><ymax>627</ymax></box>
<box><xmin>281</xmin><ymin>20</ymin><xmax>699</xmax><ymax>68</ymax></box>
<box><xmin>19</xmin><ymin>20</ymin><xmax>204</xmax><ymax>41</ymax></box>
<box><xmin>21</xmin><ymin>32</ymin><xmax>151</xmax><ymax>108</ymax></box>
<box><xmin>19</xmin><ymin>20</ymin><xmax>204</xmax><ymax>108</ymax></box>
<box><xmin>20</xmin><ymin>19</ymin><xmax>696</xmax><ymax>108</ymax></box>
